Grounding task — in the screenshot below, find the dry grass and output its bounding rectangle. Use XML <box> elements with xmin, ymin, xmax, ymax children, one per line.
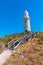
<box><xmin>0</xmin><ymin>32</ymin><xmax>43</xmax><ymax>65</ymax></box>
<box><xmin>0</xmin><ymin>32</ymin><xmax>30</xmax><ymax>53</ymax></box>
<box><xmin>0</xmin><ymin>32</ymin><xmax>30</xmax><ymax>43</ymax></box>
<box><xmin>4</xmin><ymin>37</ymin><xmax>43</xmax><ymax>65</ymax></box>
<box><xmin>0</xmin><ymin>42</ymin><xmax>5</xmax><ymax>53</ymax></box>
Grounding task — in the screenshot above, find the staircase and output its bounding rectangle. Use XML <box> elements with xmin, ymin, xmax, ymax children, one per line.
<box><xmin>5</xmin><ymin>32</ymin><xmax>39</xmax><ymax>50</ymax></box>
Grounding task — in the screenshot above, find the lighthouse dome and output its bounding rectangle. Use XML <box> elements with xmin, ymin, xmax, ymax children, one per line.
<box><xmin>24</xmin><ymin>10</ymin><xmax>29</xmax><ymax>16</ymax></box>
<box><xmin>24</xmin><ymin>10</ymin><xmax>30</xmax><ymax>19</ymax></box>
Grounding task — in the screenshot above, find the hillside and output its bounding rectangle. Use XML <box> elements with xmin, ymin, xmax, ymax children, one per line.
<box><xmin>0</xmin><ymin>32</ymin><xmax>30</xmax><ymax>53</ymax></box>
<box><xmin>4</xmin><ymin>32</ymin><xmax>43</xmax><ymax>65</ymax></box>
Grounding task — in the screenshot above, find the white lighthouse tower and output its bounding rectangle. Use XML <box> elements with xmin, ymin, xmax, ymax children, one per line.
<box><xmin>24</xmin><ymin>10</ymin><xmax>31</xmax><ymax>32</ymax></box>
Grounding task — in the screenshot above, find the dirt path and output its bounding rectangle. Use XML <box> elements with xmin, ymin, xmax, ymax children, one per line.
<box><xmin>0</xmin><ymin>49</ymin><xmax>12</xmax><ymax>65</ymax></box>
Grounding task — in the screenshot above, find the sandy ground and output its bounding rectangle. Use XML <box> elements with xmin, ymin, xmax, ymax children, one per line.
<box><xmin>0</xmin><ymin>49</ymin><xmax>12</xmax><ymax>65</ymax></box>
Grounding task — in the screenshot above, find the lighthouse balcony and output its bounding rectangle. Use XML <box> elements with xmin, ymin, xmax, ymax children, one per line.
<box><xmin>24</xmin><ymin>16</ymin><xmax>30</xmax><ymax>20</ymax></box>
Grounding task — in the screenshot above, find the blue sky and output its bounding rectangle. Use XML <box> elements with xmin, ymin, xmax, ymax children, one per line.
<box><xmin>0</xmin><ymin>0</ymin><xmax>43</xmax><ymax>37</ymax></box>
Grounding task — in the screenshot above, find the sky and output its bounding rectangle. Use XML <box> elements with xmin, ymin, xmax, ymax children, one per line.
<box><xmin>0</xmin><ymin>0</ymin><xmax>43</xmax><ymax>37</ymax></box>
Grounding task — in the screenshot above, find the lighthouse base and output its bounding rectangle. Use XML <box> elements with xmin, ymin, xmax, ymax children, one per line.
<box><xmin>25</xmin><ymin>30</ymin><xmax>30</xmax><ymax>33</ymax></box>
<box><xmin>25</xmin><ymin>30</ymin><xmax>28</xmax><ymax>32</ymax></box>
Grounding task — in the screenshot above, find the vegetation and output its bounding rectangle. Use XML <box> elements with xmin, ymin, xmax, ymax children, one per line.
<box><xmin>0</xmin><ymin>42</ymin><xmax>5</xmax><ymax>53</ymax></box>
<box><xmin>3</xmin><ymin>32</ymin><xmax>43</xmax><ymax>65</ymax></box>
<box><xmin>4</xmin><ymin>37</ymin><xmax>43</xmax><ymax>65</ymax></box>
<box><xmin>0</xmin><ymin>32</ymin><xmax>30</xmax><ymax>43</ymax></box>
<box><xmin>37</xmin><ymin>32</ymin><xmax>43</xmax><ymax>41</ymax></box>
<box><xmin>0</xmin><ymin>32</ymin><xmax>30</xmax><ymax>53</ymax></box>
<box><xmin>0</xmin><ymin>32</ymin><xmax>43</xmax><ymax>65</ymax></box>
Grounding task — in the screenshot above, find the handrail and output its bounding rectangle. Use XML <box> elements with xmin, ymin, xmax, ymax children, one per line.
<box><xmin>8</xmin><ymin>32</ymin><xmax>39</xmax><ymax>50</ymax></box>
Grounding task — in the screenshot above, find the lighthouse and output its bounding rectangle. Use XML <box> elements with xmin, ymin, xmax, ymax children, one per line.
<box><xmin>24</xmin><ymin>10</ymin><xmax>31</xmax><ymax>32</ymax></box>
